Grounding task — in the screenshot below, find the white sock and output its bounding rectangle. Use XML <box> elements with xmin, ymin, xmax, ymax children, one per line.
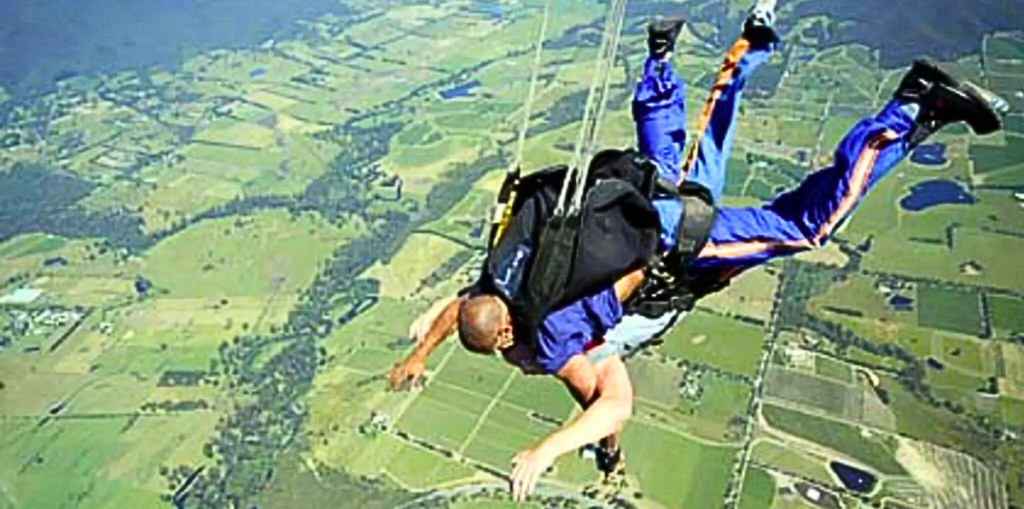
<box><xmin>900</xmin><ymin>102</ymin><xmax>921</xmax><ymax>120</ymax></box>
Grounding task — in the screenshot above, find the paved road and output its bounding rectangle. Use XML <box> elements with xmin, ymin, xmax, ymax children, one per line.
<box><xmin>722</xmin><ymin>279</ymin><xmax>786</xmax><ymax>508</ymax></box>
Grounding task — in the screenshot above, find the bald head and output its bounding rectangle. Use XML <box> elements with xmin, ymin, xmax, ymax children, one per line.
<box><xmin>458</xmin><ymin>295</ymin><xmax>510</xmax><ymax>354</ymax></box>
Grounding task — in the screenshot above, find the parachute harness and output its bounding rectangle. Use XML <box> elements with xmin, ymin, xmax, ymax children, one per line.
<box><xmin>490</xmin><ymin>0</ymin><xmax>628</xmax><ymax>249</ymax></box>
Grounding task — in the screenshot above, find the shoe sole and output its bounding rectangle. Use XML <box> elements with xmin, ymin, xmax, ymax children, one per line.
<box><xmin>965</xmin><ymin>81</ymin><xmax>1010</xmax><ymax>115</ymax></box>
<box><xmin>962</xmin><ymin>81</ymin><xmax>1007</xmax><ymax>135</ymax></box>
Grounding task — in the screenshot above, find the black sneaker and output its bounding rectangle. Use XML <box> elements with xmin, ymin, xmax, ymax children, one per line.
<box><xmin>595</xmin><ymin>447</ymin><xmax>625</xmax><ymax>478</ymax></box>
<box><xmin>648</xmin><ymin>18</ymin><xmax>685</xmax><ymax>60</ymax></box>
<box><xmin>742</xmin><ymin>2</ymin><xmax>780</xmax><ymax>47</ymax></box>
<box><xmin>895</xmin><ymin>60</ymin><xmax>1005</xmax><ymax>140</ymax></box>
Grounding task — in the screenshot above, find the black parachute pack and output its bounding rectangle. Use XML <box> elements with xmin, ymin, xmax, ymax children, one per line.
<box><xmin>476</xmin><ymin>149</ymin><xmax>662</xmax><ymax>346</ymax></box>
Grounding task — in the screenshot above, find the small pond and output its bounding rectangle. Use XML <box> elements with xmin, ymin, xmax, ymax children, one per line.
<box><xmin>829</xmin><ymin>461</ymin><xmax>878</xmax><ymax>493</ymax></box>
<box><xmin>888</xmin><ymin>294</ymin><xmax>913</xmax><ymax>312</ymax></box>
<box><xmin>440</xmin><ymin>79</ymin><xmax>481</xmax><ymax>100</ymax></box>
<box><xmin>910</xmin><ymin>143</ymin><xmax>947</xmax><ymax>166</ymax></box>
<box><xmin>900</xmin><ymin>179</ymin><xmax>976</xmax><ymax>212</ymax></box>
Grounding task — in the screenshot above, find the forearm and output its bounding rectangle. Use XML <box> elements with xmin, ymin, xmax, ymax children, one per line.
<box><xmin>613</xmin><ymin>269</ymin><xmax>645</xmax><ymax>303</ymax></box>
<box><xmin>409</xmin><ymin>331</ymin><xmax>446</xmax><ymax>360</ymax></box>
<box><xmin>509</xmin><ymin>357</ymin><xmax>632</xmax><ymax>500</ymax></box>
<box><xmin>544</xmin><ymin>357</ymin><xmax>633</xmax><ymax>460</ymax></box>
<box><xmin>561</xmin><ymin>367</ymin><xmax>621</xmax><ymax>454</ymax></box>
<box><xmin>407</xmin><ymin>295</ymin><xmax>459</xmax><ymax>360</ymax></box>
<box><xmin>538</xmin><ymin>396</ymin><xmax>631</xmax><ymax>460</ymax></box>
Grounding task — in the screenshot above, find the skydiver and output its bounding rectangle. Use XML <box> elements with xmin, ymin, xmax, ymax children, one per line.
<box><xmin>389</xmin><ymin>6</ymin><xmax>1005</xmax><ymax>502</ymax></box>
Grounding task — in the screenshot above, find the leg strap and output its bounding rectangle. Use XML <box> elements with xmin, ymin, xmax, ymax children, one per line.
<box><xmin>674</xmin><ymin>184</ymin><xmax>717</xmax><ymax>261</ymax></box>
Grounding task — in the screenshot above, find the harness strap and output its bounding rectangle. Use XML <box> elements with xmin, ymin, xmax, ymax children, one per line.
<box><xmin>675</xmin><ymin>186</ymin><xmax>716</xmax><ymax>260</ymax></box>
<box><xmin>628</xmin><ymin>184</ymin><xmax>717</xmax><ymax>318</ymax></box>
<box><xmin>488</xmin><ymin>167</ymin><xmax>520</xmax><ymax>251</ymax></box>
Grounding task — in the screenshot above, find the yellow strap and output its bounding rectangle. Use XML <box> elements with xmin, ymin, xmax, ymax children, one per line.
<box><xmin>491</xmin><ymin>186</ymin><xmax>518</xmax><ymax>249</ymax></box>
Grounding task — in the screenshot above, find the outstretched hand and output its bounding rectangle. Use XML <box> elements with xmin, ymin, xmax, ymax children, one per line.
<box><xmin>389</xmin><ymin>357</ymin><xmax>426</xmax><ymax>391</ymax></box>
<box><xmin>509</xmin><ymin>446</ymin><xmax>555</xmax><ymax>502</ymax></box>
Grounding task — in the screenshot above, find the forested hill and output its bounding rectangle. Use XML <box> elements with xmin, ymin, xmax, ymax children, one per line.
<box><xmin>791</xmin><ymin>0</ymin><xmax>1023</xmax><ymax>67</ymax></box>
<box><xmin>671</xmin><ymin>0</ymin><xmax>1022</xmax><ymax>68</ymax></box>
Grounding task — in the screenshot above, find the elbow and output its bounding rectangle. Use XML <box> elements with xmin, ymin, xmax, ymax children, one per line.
<box><xmin>612</xmin><ymin>397</ymin><xmax>633</xmax><ymax>429</ymax></box>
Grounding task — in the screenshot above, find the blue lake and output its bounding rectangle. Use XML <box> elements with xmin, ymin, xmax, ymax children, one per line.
<box><xmin>439</xmin><ymin>80</ymin><xmax>481</xmax><ymax>100</ymax></box>
<box><xmin>910</xmin><ymin>143</ymin><xmax>948</xmax><ymax>166</ymax></box>
<box><xmin>830</xmin><ymin>461</ymin><xmax>878</xmax><ymax>493</ymax></box>
<box><xmin>900</xmin><ymin>179</ymin><xmax>976</xmax><ymax>212</ymax></box>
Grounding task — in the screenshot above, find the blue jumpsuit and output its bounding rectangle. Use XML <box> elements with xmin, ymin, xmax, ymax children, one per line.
<box><xmin>533</xmin><ymin>36</ymin><xmax>918</xmax><ymax>374</ymax></box>
<box><xmin>637</xmin><ymin>38</ymin><xmax>914</xmax><ymax>272</ymax></box>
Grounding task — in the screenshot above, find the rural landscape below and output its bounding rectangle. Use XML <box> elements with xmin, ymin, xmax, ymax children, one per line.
<box><xmin>0</xmin><ymin>1</ymin><xmax>1023</xmax><ymax>508</ymax></box>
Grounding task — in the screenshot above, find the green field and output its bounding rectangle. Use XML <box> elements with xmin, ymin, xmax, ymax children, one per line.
<box><xmin>0</xmin><ymin>234</ymin><xmax>67</xmax><ymax>260</ymax></box>
<box><xmin>916</xmin><ymin>285</ymin><xmax>982</xmax><ymax>336</ymax></box>
<box><xmin>879</xmin><ymin>376</ymin><xmax>993</xmax><ymax>461</ymax></box>
<box><xmin>772</xmin><ymin>496</ymin><xmax>821</xmax><ymax>509</ymax></box>
<box><xmin>987</xmin><ymin>34</ymin><xmax>1024</xmax><ymax>59</ymax></box>
<box><xmin>673</xmin><ymin>372</ymin><xmax>753</xmax><ymax>442</ymax></box>
<box><xmin>343</xmin><ymin>347</ymin><xmax>402</xmax><ymax>373</ymax></box>
<box><xmin>750</xmin><ymin>441</ymin><xmax>834</xmax><ymax>485</ymax></box>
<box><xmin>778</xmin><ymin>117</ymin><xmax>821</xmax><ymax>149</ymax></box>
<box><xmin>860</xmin><ymin>225</ymin><xmax>1024</xmax><ymax>294</ymax></box>
<box><xmin>815</xmin><ymin>355</ymin><xmax>854</xmax><ymax>383</ymax></box>
<box><xmin>397</xmin><ymin>122</ymin><xmax>440</xmax><ymax>146</ymax></box>
<box><xmin>329</xmin><ymin>297</ymin><xmax>420</xmax><ymax>351</ymax></box>
<box><xmin>432</xmin><ymin>346</ymin><xmax>512</xmax><ymax>398</ymax></box>
<box><xmin>1006</xmin><ymin>115</ymin><xmax>1024</xmax><ymax>134</ymax></box>
<box><xmin>1001</xmin><ymin>397</ymin><xmax>1024</xmax><ymax>425</ymax></box>
<box><xmin>937</xmin><ymin>336</ymin><xmax>988</xmax><ymax>373</ymax></box>
<box><xmin>629</xmin><ymin>357</ymin><xmax>684</xmax><ymax>407</ymax></box>
<box><xmin>461</xmin><ymin>402</ymin><xmax>554</xmax><ymax>472</ymax></box>
<box><xmin>621</xmin><ymin>421</ymin><xmax>738</xmax><ymax>509</ymax></box>
<box><xmin>397</xmin><ymin>390</ymin><xmax>483</xmax><ymax>451</ymax></box>
<box><xmin>3</xmin><ymin>1</ymin><xmax>1024</xmax><ymax>508</ymax></box>
<box><xmin>0</xmin><ymin>414</ymin><xmax>211</xmax><ymax>509</ymax></box>
<box><xmin>690</xmin><ymin>374</ymin><xmax>753</xmax><ymax>426</ymax></box>
<box><xmin>498</xmin><ymin>373</ymin><xmax>575</xmax><ymax>421</ymax></box>
<box><xmin>970</xmin><ymin>136</ymin><xmax>1024</xmax><ymax>174</ymax></box>
<box><xmin>386</xmin><ymin>443</ymin><xmax>476</xmax><ymax>489</ymax></box>
<box><xmin>724</xmin><ymin>156</ymin><xmax>753</xmax><ymax>197</ymax></box>
<box><xmin>820</xmin><ymin>114</ymin><xmax>865</xmax><ymax>149</ymax></box>
<box><xmin>990</xmin><ymin>295</ymin><xmax>1024</xmax><ymax>335</ymax></box>
<box><xmin>765</xmin><ymin>368</ymin><xmax>863</xmax><ymax>420</ymax></box>
<box><xmin>738</xmin><ymin>467</ymin><xmax>777</xmax><ymax>509</ymax></box>
<box><xmin>0</xmin><ymin>419</ymin><xmax>126</xmax><ymax>509</ymax></box>
<box><xmin>927</xmin><ymin>368</ymin><xmax>988</xmax><ymax>406</ymax></box>
<box><xmin>142</xmin><ymin>210</ymin><xmax>352</xmax><ymax>299</ymax></box>
<box><xmin>660</xmin><ymin>310</ymin><xmax>767</xmax><ymax>377</ymax></box>
<box><xmin>762</xmin><ymin>404</ymin><xmax>905</xmax><ymax>475</ymax></box>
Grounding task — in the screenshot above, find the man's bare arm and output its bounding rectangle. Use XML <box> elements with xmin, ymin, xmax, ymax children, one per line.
<box><xmin>389</xmin><ymin>295</ymin><xmax>460</xmax><ymax>390</ymax></box>
<box><xmin>546</xmin><ymin>355</ymin><xmax>632</xmax><ymax>457</ymax></box>
<box><xmin>614</xmin><ymin>268</ymin><xmax>645</xmax><ymax>303</ymax></box>
<box><xmin>509</xmin><ymin>355</ymin><xmax>633</xmax><ymax>500</ymax></box>
<box><xmin>559</xmin><ymin>357</ymin><xmax>598</xmax><ymax>407</ymax></box>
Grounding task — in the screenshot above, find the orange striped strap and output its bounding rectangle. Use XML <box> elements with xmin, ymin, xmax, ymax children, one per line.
<box><xmin>679</xmin><ymin>37</ymin><xmax>752</xmax><ymax>184</ymax></box>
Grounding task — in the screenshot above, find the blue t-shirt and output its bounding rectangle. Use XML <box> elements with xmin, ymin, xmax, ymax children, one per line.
<box><xmin>535</xmin><ymin>286</ymin><xmax>623</xmax><ymax>374</ymax></box>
